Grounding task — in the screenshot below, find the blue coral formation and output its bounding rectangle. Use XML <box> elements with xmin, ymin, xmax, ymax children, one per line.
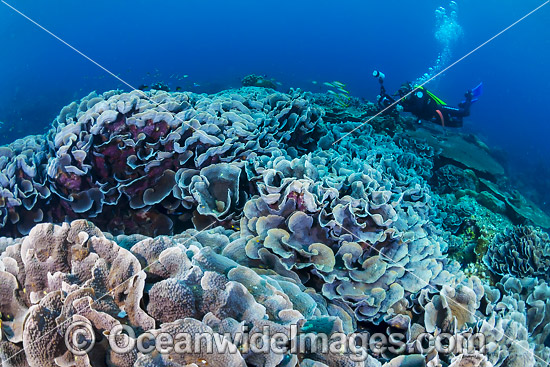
<box><xmin>484</xmin><ymin>225</ymin><xmax>550</xmax><ymax>280</ymax></box>
<box><xmin>1</xmin><ymin>87</ymin><xmax>549</xmax><ymax>367</ymax></box>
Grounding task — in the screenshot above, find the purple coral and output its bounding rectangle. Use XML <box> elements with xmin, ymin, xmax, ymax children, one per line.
<box><xmin>1</xmin><ymin>88</ymin><xmax>325</xmax><ymax>237</ymax></box>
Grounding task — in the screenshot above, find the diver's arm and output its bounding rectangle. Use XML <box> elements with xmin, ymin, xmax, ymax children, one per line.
<box><xmin>374</xmin><ymin>71</ymin><xmax>397</xmax><ymax>109</ymax></box>
<box><xmin>378</xmin><ymin>84</ymin><xmax>396</xmax><ymax>109</ymax></box>
<box><xmin>456</xmin><ymin>89</ymin><xmax>474</xmax><ymax>116</ymax></box>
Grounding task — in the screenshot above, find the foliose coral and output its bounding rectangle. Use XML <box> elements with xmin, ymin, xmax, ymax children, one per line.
<box><xmin>0</xmin><ymin>135</ymin><xmax>51</xmax><ymax>235</ymax></box>
<box><xmin>431</xmin><ymin>165</ymin><xmax>478</xmax><ymax>195</ymax></box>
<box><xmin>484</xmin><ymin>225</ymin><xmax>550</xmax><ymax>281</ymax></box>
<box><xmin>484</xmin><ymin>275</ymin><xmax>550</xmax><ymax>367</ymax></box>
<box><xmin>1</xmin><ymin>86</ymin><xmax>548</xmax><ymax>367</ymax></box>
<box><xmin>235</xmin><ymin>148</ymin><xmax>456</xmax><ymax>324</ymax></box>
<box><xmin>0</xmin><ymin>220</ymin><xmax>368</xmax><ymax>367</ymax></box>
<box><xmin>1</xmin><ymin>88</ymin><xmax>325</xmax><ymax>237</ymax></box>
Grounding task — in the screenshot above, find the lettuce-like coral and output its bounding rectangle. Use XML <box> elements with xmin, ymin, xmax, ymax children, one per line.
<box><xmin>233</xmin><ymin>148</ymin><xmax>455</xmax><ymax>323</ymax></box>
<box><xmin>0</xmin><ymin>136</ymin><xmax>51</xmax><ymax>236</ymax></box>
<box><xmin>1</xmin><ymin>86</ymin><xmax>548</xmax><ymax>367</ymax></box>
<box><xmin>484</xmin><ymin>225</ymin><xmax>550</xmax><ymax>281</ymax></box>
<box><xmin>1</xmin><ymin>88</ymin><xmax>324</xmax><ymax>237</ymax></box>
<box><xmin>1</xmin><ymin>220</ymin><xmax>370</xmax><ymax>367</ymax></box>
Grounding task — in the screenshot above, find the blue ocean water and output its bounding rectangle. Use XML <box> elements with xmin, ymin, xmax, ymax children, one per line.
<box><xmin>0</xmin><ymin>0</ymin><xmax>549</xmax><ymax>208</ymax></box>
<box><xmin>3</xmin><ymin>2</ymin><xmax>550</xmax><ymax>366</ymax></box>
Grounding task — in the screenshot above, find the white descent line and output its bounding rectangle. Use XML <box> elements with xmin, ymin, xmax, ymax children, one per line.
<box><xmin>333</xmin><ymin>0</ymin><xmax>550</xmax><ymax>145</ymax></box>
<box><xmin>1</xmin><ymin>0</ymin><xmax>218</xmax><ymax>144</ymax></box>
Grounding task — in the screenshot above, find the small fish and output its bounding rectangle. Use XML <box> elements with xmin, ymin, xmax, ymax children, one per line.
<box><xmin>183</xmin><ymin>74</ymin><xmax>189</xmax><ymax>78</ymax></box>
<box><xmin>327</xmin><ymin>90</ymin><xmax>337</xmax><ymax>95</ymax></box>
<box><xmin>193</xmin><ymin>83</ymin><xmax>201</xmax><ymax>87</ymax></box>
<box><xmin>169</xmin><ymin>73</ymin><xmax>175</xmax><ymax>78</ymax></box>
<box><xmin>175</xmin><ymin>86</ymin><xmax>182</xmax><ymax>91</ymax></box>
<box><xmin>312</xmin><ymin>81</ymin><xmax>318</xmax><ymax>84</ymax></box>
<box><xmin>337</xmin><ymin>88</ymin><xmax>349</xmax><ymax>94</ymax></box>
<box><xmin>138</xmin><ymin>84</ymin><xmax>150</xmax><ymax>91</ymax></box>
<box><xmin>336</xmin><ymin>101</ymin><xmax>348</xmax><ymax>108</ymax></box>
<box><xmin>323</xmin><ymin>82</ymin><xmax>335</xmax><ymax>88</ymax></box>
<box><xmin>333</xmin><ymin>81</ymin><xmax>346</xmax><ymax>88</ymax></box>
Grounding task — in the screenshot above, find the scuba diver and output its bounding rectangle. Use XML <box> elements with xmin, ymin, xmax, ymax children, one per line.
<box><xmin>373</xmin><ymin>70</ymin><xmax>482</xmax><ymax>128</ymax></box>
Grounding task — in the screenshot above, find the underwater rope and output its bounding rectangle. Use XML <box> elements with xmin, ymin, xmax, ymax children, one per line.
<box><xmin>0</xmin><ymin>0</ymin><xmax>218</xmax><ymax>145</ymax></box>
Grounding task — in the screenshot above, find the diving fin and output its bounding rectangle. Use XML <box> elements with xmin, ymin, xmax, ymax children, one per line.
<box><xmin>471</xmin><ymin>82</ymin><xmax>483</xmax><ymax>99</ymax></box>
<box><xmin>462</xmin><ymin>82</ymin><xmax>483</xmax><ymax>105</ymax></box>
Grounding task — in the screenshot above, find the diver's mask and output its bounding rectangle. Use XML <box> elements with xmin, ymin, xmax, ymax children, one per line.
<box><xmin>398</xmin><ymin>83</ymin><xmax>414</xmax><ymax>99</ymax></box>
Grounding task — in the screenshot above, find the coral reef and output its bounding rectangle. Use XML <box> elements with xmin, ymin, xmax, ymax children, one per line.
<box><xmin>241</xmin><ymin>74</ymin><xmax>278</xmax><ymax>90</ymax></box>
<box><xmin>480</xmin><ymin>178</ymin><xmax>550</xmax><ymax>229</ymax></box>
<box><xmin>0</xmin><ymin>135</ymin><xmax>51</xmax><ymax>235</ymax></box>
<box><xmin>484</xmin><ymin>225</ymin><xmax>550</xmax><ymax>281</ymax></box>
<box><xmin>1</xmin><ymin>219</ymin><xmax>541</xmax><ymax>367</ymax></box>
<box><xmin>1</xmin><ymin>88</ymin><xmax>325</xmax><ymax>237</ymax></box>
<box><xmin>398</xmin><ymin>128</ymin><xmax>505</xmax><ymax>178</ymax></box>
<box><xmin>483</xmin><ymin>226</ymin><xmax>550</xmax><ymax>366</ymax></box>
<box><xmin>0</xmin><ymin>220</ymin><xmax>365</xmax><ymax>367</ymax></box>
<box><xmin>236</xmin><ymin>149</ymin><xmax>455</xmax><ymax>324</ymax></box>
<box><xmin>486</xmin><ymin>275</ymin><xmax>550</xmax><ymax>366</ymax></box>
<box><xmin>431</xmin><ymin>165</ymin><xmax>478</xmax><ymax>195</ymax></box>
<box><xmin>1</xmin><ymin>86</ymin><xmax>549</xmax><ymax>367</ymax></box>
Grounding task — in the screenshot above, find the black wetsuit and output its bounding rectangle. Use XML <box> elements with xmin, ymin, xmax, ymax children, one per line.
<box><xmin>378</xmin><ymin>83</ymin><xmax>472</xmax><ymax>128</ymax></box>
<box><xmin>400</xmin><ymin>87</ymin><xmax>472</xmax><ymax>128</ymax></box>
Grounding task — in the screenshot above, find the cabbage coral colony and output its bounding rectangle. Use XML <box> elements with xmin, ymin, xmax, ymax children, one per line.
<box><xmin>0</xmin><ymin>87</ymin><xmax>548</xmax><ymax>367</ymax></box>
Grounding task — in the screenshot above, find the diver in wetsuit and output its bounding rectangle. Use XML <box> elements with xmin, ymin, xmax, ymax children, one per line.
<box><xmin>373</xmin><ymin>70</ymin><xmax>482</xmax><ymax>128</ymax></box>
